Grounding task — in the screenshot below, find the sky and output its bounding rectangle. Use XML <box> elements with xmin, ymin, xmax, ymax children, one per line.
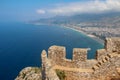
<box><xmin>0</xmin><ymin>0</ymin><xmax>120</xmax><ymax>22</ymax></box>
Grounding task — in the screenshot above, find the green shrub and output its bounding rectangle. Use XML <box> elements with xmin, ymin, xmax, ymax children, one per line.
<box><xmin>33</xmin><ymin>67</ymin><xmax>41</xmax><ymax>73</ymax></box>
<box><xmin>56</xmin><ymin>69</ymin><xmax>66</xmax><ymax>80</ymax></box>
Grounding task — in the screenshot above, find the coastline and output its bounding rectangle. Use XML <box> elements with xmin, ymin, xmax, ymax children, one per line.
<box><xmin>62</xmin><ymin>25</ymin><xmax>104</xmax><ymax>45</ymax></box>
<box><xmin>32</xmin><ymin>23</ymin><xmax>104</xmax><ymax>45</ymax></box>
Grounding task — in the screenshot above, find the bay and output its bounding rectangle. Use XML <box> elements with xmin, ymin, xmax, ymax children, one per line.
<box><xmin>0</xmin><ymin>23</ymin><xmax>103</xmax><ymax>80</ymax></box>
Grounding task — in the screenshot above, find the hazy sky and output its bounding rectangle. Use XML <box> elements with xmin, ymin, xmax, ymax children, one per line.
<box><xmin>0</xmin><ymin>0</ymin><xmax>120</xmax><ymax>22</ymax></box>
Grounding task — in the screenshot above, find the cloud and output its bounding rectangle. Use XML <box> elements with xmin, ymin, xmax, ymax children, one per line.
<box><xmin>37</xmin><ymin>0</ymin><xmax>120</xmax><ymax>16</ymax></box>
<box><xmin>36</xmin><ymin>9</ymin><xmax>46</xmax><ymax>14</ymax></box>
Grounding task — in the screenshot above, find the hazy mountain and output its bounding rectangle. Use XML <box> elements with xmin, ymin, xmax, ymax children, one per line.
<box><xmin>32</xmin><ymin>12</ymin><xmax>120</xmax><ymax>28</ymax></box>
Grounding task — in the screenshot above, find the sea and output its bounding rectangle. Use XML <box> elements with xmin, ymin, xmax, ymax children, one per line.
<box><xmin>0</xmin><ymin>23</ymin><xmax>103</xmax><ymax>80</ymax></box>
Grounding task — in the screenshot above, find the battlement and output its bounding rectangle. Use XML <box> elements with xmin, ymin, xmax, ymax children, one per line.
<box><xmin>41</xmin><ymin>37</ymin><xmax>120</xmax><ymax>80</ymax></box>
<box><xmin>105</xmin><ymin>37</ymin><xmax>120</xmax><ymax>53</ymax></box>
<box><xmin>73</xmin><ymin>48</ymin><xmax>88</xmax><ymax>62</ymax></box>
<box><xmin>47</xmin><ymin>45</ymin><xmax>93</xmax><ymax>68</ymax></box>
<box><xmin>46</xmin><ymin>37</ymin><xmax>120</xmax><ymax>65</ymax></box>
<box><xmin>48</xmin><ymin>45</ymin><xmax>66</xmax><ymax>60</ymax></box>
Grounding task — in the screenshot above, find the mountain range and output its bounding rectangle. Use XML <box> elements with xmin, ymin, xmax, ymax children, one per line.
<box><xmin>32</xmin><ymin>12</ymin><xmax>120</xmax><ymax>28</ymax></box>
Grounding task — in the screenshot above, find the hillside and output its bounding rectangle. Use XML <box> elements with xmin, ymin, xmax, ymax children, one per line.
<box><xmin>32</xmin><ymin>12</ymin><xmax>120</xmax><ymax>28</ymax></box>
<box><xmin>31</xmin><ymin>12</ymin><xmax>120</xmax><ymax>40</ymax></box>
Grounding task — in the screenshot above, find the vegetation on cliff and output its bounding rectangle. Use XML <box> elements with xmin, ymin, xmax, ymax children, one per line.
<box><xmin>15</xmin><ymin>67</ymin><xmax>42</xmax><ymax>80</ymax></box>
<box><xmin>56</xmin><ymin>69</ymin><xmax>66</xmax><ymax>80</ymax></box>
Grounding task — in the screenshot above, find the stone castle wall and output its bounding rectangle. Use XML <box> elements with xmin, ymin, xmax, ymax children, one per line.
<box><xmin>48</xmin><ymin>45</ymin><xmax>96</xmax><ymax>68</ymax></box>
<box><xmin>41</xmin><ymin>37</ymin><xmax>120</xmax><ymax>80</ymax></box>
<box><xmin>105</xmin><ymin>37</ymin><xmax>120</xmax><ymax>53</ymax></box>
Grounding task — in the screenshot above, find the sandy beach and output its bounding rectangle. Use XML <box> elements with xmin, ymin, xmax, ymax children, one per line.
<box><xmin>63</xmin><ymin>26</ymin><xmax>104</xmax><ymax>45</ymax></box>
<box><xmin>33</xmin><ymin>23</ymin><xmax>104</xmax><ymax>45</ymax></box>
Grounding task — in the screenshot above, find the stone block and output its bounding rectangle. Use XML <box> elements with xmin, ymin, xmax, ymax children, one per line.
<box><xmin>73</xmin><ymin>48</ymin><xmax>88</xmax><ymax>62</ymax></box>
<box><xmin>105</xmin><ymin>37</ymin><xmax>120</xmax><ymax>53</ymax></box>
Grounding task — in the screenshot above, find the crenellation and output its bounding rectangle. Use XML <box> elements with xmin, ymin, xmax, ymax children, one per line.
<box><xmin>41</xmin><ymin>37</ymin><xmax>120</xmax><ymax>80</ymax></box>
<box><xmin>105</xmin><ymin>37</ymin><xmax>120</xmax><ymax>53</ymax></box>
<box><xmin>48</xmin><ymin>45</ymin><xmax>66</xmax><ymax>59</ymax></box>
<box><xmin>96</xmin><ymin>49</ymin><xmax>107</xmax><ymax>61</ymax></box>
<box><xmin>73</xmin><ymin>48</ymin><xmax>88</xmax><ymax>62</ymax></box>
<box><xmin>48</xmin><ymin>45</ymin><xmax>66</xmax><ymax>66</ymax></box>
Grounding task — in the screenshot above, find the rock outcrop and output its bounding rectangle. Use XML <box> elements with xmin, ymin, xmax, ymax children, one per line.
<box><xmin>15</xmin><ymin>67</ymin><xmax>42</xmax><ymax>80</ymax></box>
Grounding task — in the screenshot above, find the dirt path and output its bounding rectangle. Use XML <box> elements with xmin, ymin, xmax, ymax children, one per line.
<box><xmin>53</xmin><ymin>65</ymin><xmax>94</xmax><ymax>72</ymax></box>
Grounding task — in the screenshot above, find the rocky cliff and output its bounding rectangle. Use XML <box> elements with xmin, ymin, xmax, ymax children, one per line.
<box><xmin>15</xmin><ymin>67</ymin><xmax>42</xmax><ymax>80</ymax></box>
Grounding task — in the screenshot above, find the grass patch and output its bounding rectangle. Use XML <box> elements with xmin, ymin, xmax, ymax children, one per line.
<box><xmin>56</xmin><ymin>69</ymin><xmax>66</xmax><ymax>80</ymax></box>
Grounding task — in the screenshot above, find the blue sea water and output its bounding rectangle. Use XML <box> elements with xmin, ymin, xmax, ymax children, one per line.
<box><xmin>0</xmin><ymin>23</ymin><xmax>103</xmax><ymax>80</ymax></box>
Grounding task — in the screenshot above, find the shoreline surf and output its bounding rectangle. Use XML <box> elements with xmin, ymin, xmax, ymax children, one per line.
<box><xmin>33</xmin><ymin>23</ymin><xmax>104</xmax><ymax>45</ymax></box>
<box><xmin>61</xmin><ymin>25</ymin><xmax>104</xmax><ymax>45</ymax></box>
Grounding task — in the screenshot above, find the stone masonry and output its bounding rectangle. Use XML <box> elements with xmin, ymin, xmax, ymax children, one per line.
<box><xmin>41</xmin><ymin>37</ymin><xmax>120</xmax><ymax>80</ymax></box>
